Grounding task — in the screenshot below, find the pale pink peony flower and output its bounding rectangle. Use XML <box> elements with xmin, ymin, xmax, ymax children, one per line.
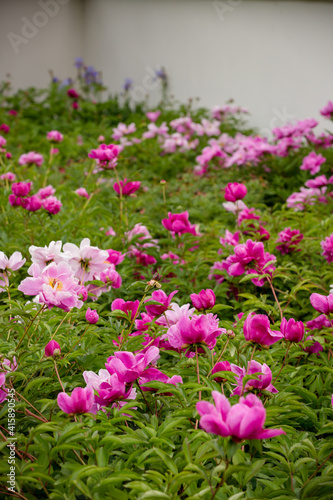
<box><xmin>63</xmin><ymin>238</ymin><xmax>110</xmax><ymax>283</ymax></box>
<box><xmin>156</xmin><ymin>303</ymin><xmax>195</xmax><ymax>327</ymax></box>
<box><xmin>146</xmin><ymin>111</ymin><xmax>161</xmax><ymax>122</ymax></box>
<box><xmin>0</xmin><ymin>172</ymin><xmax>16</xmax><ymax>182</ymax></box>
<box><xmin>18</xmin><ymin>152</ymin><xmax>44</xmax><ymax>167</ymax></box>
<box><xmin>36</xmin><ymin>185</ymin><xmax>56</xmax><ymax>199</ymax></box>
<box><xmin>29</xmin><ymin>241</ymin><xmax>68</xmax><ymax>269</ymax></box>
<box><xmin>47</xmin><ymin>130</ymin><xmax>63</xmax><ymax>143</ymax></box>
<box><xmin>75</xmin><ymin>187</ymin><xmax>90</xmax><ymax>199</ymax></box>
<box><xmin>0</xmin><ymin>251</ymin><xmax>26</xmax><ymax>271</ymax></box>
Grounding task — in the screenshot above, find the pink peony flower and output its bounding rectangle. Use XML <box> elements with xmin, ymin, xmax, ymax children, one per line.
<box><xmin>276</xmin><ymin>227</ymin><xmax>303</xmax><ymax>255</ymax></box>
<box><xmin>321</xmin><ymin>234</ymin><xmax>333</xmax><ymax>263</ymax></box>
<box><xmin>146</xmin><ymin>111</ymin><xmax>161</xmax><ymax>122</ymax></box>
<box><xmin>111</xmin><ymin>298</ymin><xmax>140</xmax><ymax>320</ymax></box>
<box><xmin>18</xmin><ymin>261</ymin><xmax>83</xmax><ymax>311</ymax></box>
<box><xmin>105</xmin><ymin>346</ymin><xmax>160</xmax><ymax>383</ymax></box>
<box><xmin>224</xmin><ymin>182</ymin><xmax>247</xmax><ymax>202</ymax></box>
<box><xmin>0</xmin><ymin>251</ymin><xmax>26</xmax><ymax>271</ymax></box>
<box><xmin>306</xmin><ymin>314</ymin><xmax>332</xmax><ymax>330</ymax></box>
<box><xmin>24</xmin><ymin>195</ymin><xmax>43</xmax><ymax>212</ymax></box>
<box><xmin>0</xmin><ymin>135</ymin><xmax>7</xmax><ymax>147</ymax></box>
<box><xmin>243</xmin><ymin>313</ymin><xmax>283</xmax><ymax>346</ymax></box>
<box><xmin>29</xmin><ymin>240</ymin><xmax>67</xmax><ymax>269</ymax></box>
<box><xmin>47</xmin><ymin>130</ymin><xmax>63</xmax><ymax>143</ymax></box>
<box><xmin>310</xmin><ymin>293</ymin><xmax>333</xmax><ymax>315</ymax></box>
<box><xmin>105</xmin><ymin>227</ymin><xmax>116</xmax><ymax>236</ymax></box>
<box><xmin>57</xmin><ymin>386</ymin><xmax>94</xmax><ymax>414</ymax></box>
<box><xmin>219</xmin><ymin>230</ymin><xmax>240</xmax><ymax>248</ymax></box>
<box><xmin>86</xmin><ymin>307</ymin><xmax>99</xmax><ymax>324</ymax></box>
<box><xmin>42</xmin><ymin>196</ymin><xmax>62</xmax><ymax>214</ymax></box>
<box><xmin>167</xmin><ymin>313</ymin><xmax>225</xmax><ymax>351</ymax></box>
<box><xmin>36</xmin><ymin>185</ymin><xmax>55</xmax><ymax>199</ymax></box>
<box><xmin>300</xmin><ymin>152</ymin><xmax>326</xmax><ymax>176</ymax></box>
<box><xmin>75</xmin><ymin>187</ymin><xmax>90</xmax><ymax>199</ymax></box>
<box><xmin>106</xmin><ymin>249</ymin><xmax>125</xmax><ymax>265</ymax></box>
<box><xmin>12</xmin><ymin>182</ymin><xmax>32</xmax><ymax>197</ymax></box>
<box><xmin>0</xmin><ymin>124</ymin><xmax>10</xmax><ymax>134</ymax></box>
<box><xmin>100</xmin><ymin>266</ymin><xmax>122</xmax><ymax>288</ymax></box>
<box><xmin>280</xmin><ymin>317</ymin><xmax>304</xmax><ymax>342</ymax></box>
<box><xmin>18</xmin><ymin>152</ymin><xmax>44</xmax><ymax>167</ymax></box>
<box><xmin>45</xmin><ymin>340</ymin><xmax>61</xmax><ymax>357</ymax></box>
<box><xmin>162</xmin><ymin>211</ymin><xmax>198</xmax><ymax>236</ymax></box>
<box><xmin>156</xmin><ymin>303</ymin><xmax>195</xmax><ymax>327</ymax></box>
<box><xmin>113</xmin><ymin>178</ymin><xmax>141</xmax><ymax>196</ymax></box>
<box><xmin>231</xmin><ymin>360</ymin><xmax>278</xmax><ymax>396</ymax></box>
<box><xmin>88</xmin><ymin>143</ymin><xmax>120</xmax><ymax>169</ymax></box>
<box><xmin>63</xmin><ymin>238</ymin><xmax>110</xmax><ymax>282</ymax></box>
<box><xmin>320</xmin><ymin>101</ymin><xmax>333</xmax><ymax>118</ymax></box>
<box><xmin>67</xmin><ymin>88</ymin><xmax>79</xmax><ymax>99</ymax></box>
<box><xmin>197</xmin><ymin>391</ymin><xmax>285</xmax><ymax>442</ymax></box>
<box><xmin>83</xmin><ymin>369</ymin><xmax>135</xmax><ymax>407</ymax></box>
<box><xmin>211</xmin><ymin>361</ymin><xmax>232</xmax><ymax>382</ymax></box>
<box><xmin>139</xmin><ymin>367</ymin><xmax>182</xmax><ymax>393</ymax></box>
<box><xmin>145</xmin><ymin>290</ymin><xmax>178</xmax><ymax>317</ymax></box>
<box><xmin>304</xmin><ymin>336</ymin><xmax>324</xmax><ymax>355</ymax></box>
<box><xmin>0</xmin><ymin>172</ymin><xmax>16</xmax><ymax>182</ymax></box>
<box><xmin>190</xmin><ymin>289</ymin><xmax>216</xmax><ymax>310</ymax></box>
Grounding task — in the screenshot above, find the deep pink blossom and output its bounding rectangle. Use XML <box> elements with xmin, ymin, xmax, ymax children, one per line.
<box><xmin>306</xmin><ymin>314</ymin><xmax>332</xmax><ymax>330</ymax></box>
<box><xmin>145</xmin><ymin>290</ymin><xmax>178</xmax><ymax>317</ymax></box>
<box><xmin>113</xmin><ymin>178</ymin><xmax>141</xmax><ymax>196</ymax></box>
<box><xmin>75</xmin><ymin>187</ymin><xmax>90</xmax><ymax>199</ymax></box>
<box><xmin>84</xmin><ymin>369</ymin><xmax>135</xmax><ymax>407</ymax></box>
<box><xmin>139</xmin><ymin>367</ymin><xmax>182</xmax><ymax>393</ymax></box>
<box><xmin>224</xmin><ymin>182</ymin><xmax>247</xmax><ymax>202</ymax></box>
<box><xmin>47</xmin><ymin>130</ymin><xmax>63</xmax><ymax>143</ymax></box>
<box><xmin>304</xmin><ymin>336</ymin><xmax>324</xmax><ymax>355</ymax></box>
<box><xmin>276</xmin><ymin>228</ymin><xmax>303</xmax><ymax>254</ymax></box>
<box><xmin>320</xmin><ymin>101</ymin><xmax>333</xmax><ymax>118</ymax></box>
<box><xmin>86</xmin><ymin>307</ymin><xmax>99</xmax><ymax>324</ymax></box>
<box><xmin>105</xmin><ymin>346</ymin><xmax>160</xmax><ymax>383</ymax></box>
<box><xmin>67</xmin><ymin>88</ymin><xmax>79</xmax><ymax>99</ymax></box>
<box><xmin>300</xmin><ymin>152</ymin><xmax>326</xmax><ymax>175</ymax></box>
<box><xmin>167</xmin><ymin>313</ymin><xmax>225</xmax><ymax>351</ymax></box>
<box><xmin>243</xmin><ymin>313</ymin><xmax>283</xmax><ymax>346</ymax></box>
<box><xmin>197</xmin><ymin>391</ymin><xmax>285</xmax><ymax>442</ymax></box>
<box><xmin>190</xmin><ymin>289</ymin><xmax>216</xmax><ymax>310</ymax></box>
<box><xmin>12</xmin><ymin>182</ymin><xmax>32</xmax><ymax>197</ymax></box>
<box><xmin>219</xmin><ymin>230</ymin><xmax>240</xmax><ymax>248</ymax></box>
<box><xmin>156</xmin><ymin>303</ymin><xmax>195</xmax><ymax>327</ymax></box>
<box><xmin>57</xmin><ymin>386</ymin><xmax>94</xmax><ymax>414</ymax></box>
<box><xmin>18</xmin><ymin>261</ymin><xmax>83</xmax><ymax>311</ymax></box>
<box><xmin>100</xmin><ymin>266</ymin><xmax>122</xmax><ymax>288</ymax></box>
<box><xmin>45</xmin><ymin>340</ymin><xmax>61</xmax><ymax>357</ymax></box>
<box><xmin>36</xmin><ymin>185</ymin><xmax>55</xmax><ymax>199</ymax></box>
<box><xmin>211</xmin><ymin>361</ymin><xmax>232</xmax><ymax>382</ymax></box>
<box><xmin>162</xmin><ymin>211</ymin><xmax>198</xmax><ymax>236</ymax></box>
<box><xmin>0</xmin><ymin>124</ymin><xmax>10</xmax><ymax>134</ymax></box>
<box><xmin>88</xmin><ymin>143</ymin><xmax>120</xmax><ymax>169</ymax></box>
<box><xmin>310</xmin><ymin>293</ymin><xmax>333</xmax><ymax>315</ymax></box>
<box><xmin>321</xmin><ymin>234</ymin><xmax>333</xmax><ymax>263</ymax></box>
<box><xmin>111</xmin><ymin>298</ymin><xmax>140</xmax><ymax>320</ymax></box>
<box><xmin>231</xmin><ymin>361</ymin><xmax>278</xmax><ymax>396</ymax></box>
<box><xmin>280</xmin><ymin>317</ymin><xmax>304</xmax><ymax>342</ymax></box>
<box><xmin>23</xmin><ymin>195</ymin><xmax>42</xmax><ymax>212</ymax></box>
<box><xmin>42</xmin><ymin>196</ymin><xmax>62</xmax><ymax>214</ymax></box>
<box><xmin>106</xmin><ymin>249</ymin><xmax>125</xmax><ymax>266</ymax></box>
<box><xmin>146</xmin><ymin>111</ymin><xmax>161</xmax><ymax>122</ymax></box>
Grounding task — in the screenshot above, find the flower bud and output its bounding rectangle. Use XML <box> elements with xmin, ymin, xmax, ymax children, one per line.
<box><xmin>86</xmin><ymin>307</ymin><xmax>99</xmax><ymax>324</ymax></box>
<box><xmin>45</xmin><ymin>340</ymin><xmax>61</xmax><ymax>358</ymax></box>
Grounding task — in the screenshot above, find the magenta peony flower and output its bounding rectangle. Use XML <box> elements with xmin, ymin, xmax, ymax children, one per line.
<box><xmin>18</xmin><ymin>152</ymin><xmax>44</xmax><ymax>167</ymax></box>
<box><xmin>224</xmin><ymin>182</ymin><xmax>247</xmax><ymax>202</ymax></box>
<box><xmin>106</xmin><ymin>249</ymin><xmax>125</xmax><ymax>266</ymax></box>
<box><xmin>197</xmin><ymin>391</ymin><xmax>285</xmax><ymax>442</ymax></box>
<box><xmin>113</xmin><ymin>178</ymin><xmax>141</xmax><ymax>196</ymax></box>
<box><xmin>88</xmin><ymin>143</ymin><xmax>120</xmax><ymax>169</ymax></box>
<box><xmin>280</xmin><ymin>317</ymin><xmax>304</xmax><ymax>342</ymax></box>
<box><xmin>83</xmin><ymin>369</ymin><xmax>134</xmax><ymax>407</ymax></box>
<box><xmin>0</xmin><ymin>172</ymin><xmax>16</xmax><ymax>182</ymax></box>
<box><xmin>211</xmin><ymin>361</ymin><xmax>232</xmax><ymax>382</ymax></box>
<box><xmin>167</xmin><ymin>313</ymin><xmax>225</xmax><ymax>351</ymax></box>
<box><xmin>86</xmin><ymin>307</ymin><xmax>99</xmax><ymax>324</ymax></box>
<box><xmin>24</xmin><ymin>195</ymin><xmax>43</xmax><ymax>212</ymax></box>
<box><xmin>276</xmin><ymin>228</ymin><xmax>303</xmax><ymax>255</ymax></box>
<box><xmin>306</xmin><ymin>314</ymin><xmax>332</xmax><ymax>330</ymax></box>
<box><xmin>45</xmin><ymin>340</ymin><xmax>61</xmax><ymax>358</ymax></box>
<box><xmin>139</xmin><ymin>367</ymin><xmax>182</xmax><ymax>393</ymax></box>
<box><xmin>0</xmin><ymin>124</ymin><xmax>10</xmax><ymax>134</ymax></box>
<box><xmin>300</xmin><ymin>152</ymin><xmax>326</xmax><ymax>176</ymax></box>
<box><xmin>111</xmin><ymin>298</ymin><xmax>140</xmax><ymax>320</ymax></box>
<box><xmin>162</xmin><ymin>211</ymin><xmax>198</xmax><ymax>236</ymax></box>
<box><xmin>145</xmin><ymin>290</ymin><xmax>178</xmax><ymax>317</ymax></box>
<box><xmin>243</xmin><ymin>313</ymin><xmax>283</xmax><ymax>346</ymax></box>
<box><xmin>231</xmin><ymin>360</ymin><xmax>278</xmax><ymax>396</ymax></box>
<box><xmin>57</xmin><ymin>386</ymin><xmax>94</xmax><ymax>414</ymax></box>
<box><xmin>12</xmin><ymin>182</ymin><xmax>32</xmax><ymax>197</ymax></box>
<box><xmin>18</xmin><ymin>261</ymin><xmax>83</xmax><ymax>311</ymax></box>
<box><xmin>100</xmin><ymin>266</ymin><xmax>122</xmax><ymax>288</ymax></box>
<box><xmin>190</xmin><ymin>289</ymin><xmax>216</xmax><ymax>310</ymax></box>
<box><xmin>67</xmin><ymin>88</ymin><xmax>79</xmax><ymax>99</ymax></box>
<box><xmin>47</xmin><ymin>130</ymin><xmax>63</xmax><ymax>143</ymax></box>
<box><xmin>310</xmin><ymin>293</ymin><xmax>333</xmax><ymax>314</ymax></box>
<box><xmin>36</xmin><ymin>185</ymin><xmax>55</xmax><ymax>199</ymax></box>
<box><xmin>219</xmin><ymin>230</ymin><xmax>240</xmax><ymax>248</ymax></box>
<box><xmin>304</xmin><ymin>335</ymin><xmax>324</xmax><ymax>355</ymax></box>
<box><xmin>75</xmin><ymin>187</ymin><xmax>90</xmax><ymax>199</ymax></box>
<box><xmin>105</xmin><ymin>346</ymin><xmax>160</xmax><ymax>383</ymax></box>
<box><xmin>42</xmin><ymin>196</ymin><xmax>62</xmax><ymax>214</ymax></box>
<box><xmin>320</xmin><ymin>101</ymin><xmax>333</xmax><ymax>118</ymax></box>
<box><xmin>321</xmin><ymin>234</ymin><xmax>333</xmax><ymax>263</ymax></box>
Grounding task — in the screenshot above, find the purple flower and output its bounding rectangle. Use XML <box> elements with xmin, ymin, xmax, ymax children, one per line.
<box><xmin>197</xmin><ymin>391</ymin><xmax>286</xmax><ymax>442</ymax></box>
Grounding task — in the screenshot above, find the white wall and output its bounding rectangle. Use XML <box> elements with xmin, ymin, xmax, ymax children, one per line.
<box><xmin>0</xmin><ymin>0</ymin><xmax>84</xmax><ymax>89</ymax></box>
<box><xmin>1</xmin><ymin>0</ymin><xmax>333</xmax><ymax>133</ymax></box>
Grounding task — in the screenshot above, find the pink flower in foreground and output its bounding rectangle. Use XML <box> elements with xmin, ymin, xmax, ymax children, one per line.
<box><xmin>231</xmin><ymin>361</ymin><xmax>278</xmax><ymax>396</ymax></box>
<box><xmin>86</xmin><ymin>307</ymin><xmax>99</xmax><ymax>324</ymax></box>
<box><xmin>300</xmin><ymin>152</ymin><xmax>326</xmax><ymax>176</ymax></box>
<box><xmin>18</xmin><ymin>152</ymin><xmax>44</xmax><ymax>167</ymax></box>
<box><xmin>146</xmin><ymin>111</ymin><xmax>161</xmax><ymax>122</ymax></box>
<box><xmin>219</xmin><ymin>230</ymin><xmax>240</xmax><ymax>248</ymax></box>
<box><xmin>111</xmin><ymin>298</ymin><xmax>140</xmax><ymax>320</ymax></box>
<box><xmin>57</xmin><ymin>386</ymin><xmax>94</xmax><ymax>414</ymax></box>
<box><xmin>113</xmin><ymin>178</ymin><xmax>141</xmax><ymax>196</ymax></box>
<box><xmin>18</xmin><ymin>261</ymin><xmax>83</xmax><ymax>311</ymax></box>
<box><xmin>162</xmin><ymin>211</ymin><xmax>198</xmax><ymax>236</ymax></box>
<box><xmin>45</xmin><ymin>340</ymin><xmax>61</xmax><ymax>358</ymax></box>
<box><xmin>243</xmin><ymin>313</ymin><xmax>283</xmax><ymax>346</ymax></box>
<box><xmin>0</xmin><ymin>251</ymin><xmax>26</xmax><ymax>271</ymax></box>
<box><xmin>12</xmin><ymin>182</ymin><xmax>32</xmax><ymax>197</ymax></box>
<box><xmin>105</xmin><ymin>346</ymin><xmax>160</xmax><ymax>383</ymax></box>
<box><xmin>42</xmin><ymin>196</ymin><xmax>62</xmax><ymax>214</ymax></box>
<box><xmin>145</xmin><ymin>290</ymin><xmax>178</xmax><ymax>317</ymax></box>
<box><xmin>224</xmin><ymin>182</ymin><xmax>247</xmax><ymax>202</ymax></box>
<box><xmin>321</xmin><ymin>234</ymin><xmax>333</xmax><ymax>263</ymax></box>
<box><xmin>310</xmin><ymin>293</ymin><xmax>333</xmax><ymax>315</ymax></box>
<box><xmin>190</xmin><ymin>289</ymin><xmax>216</xmax><ymax>310</ymax></box>
<box><xmin>75</xmin><ymin>187</ymin><xmax>90</xmax><ymax>199</ymax></box>
<box><xmin>47</xmin><ymin>130</ymin><xmax>63</xmax><ymax>143</ymax></box>
<box><xmin>106</xmin><ymin>249</ymin><xmax>125</xmax><ymax>266</ymax></box>
<box><xmin>167</xmin><ymin>313</ymin><xmax>225</xmax><ymax>351</ymax></box>
<box><xmin>63</xmin><ymin>238</ymin><xmax>110</xmax><ymax>282</ymax></box>
<box><xmin>280</xmin><ymin>317</ymin><xmax>304</xmax><ymax>342</ymax></box>
<box><xmin>24</xmin><ymin>195</ymin><xmax>42</xmax><ymax>212</ymax></box>
<box><xmin>100</xmin><ymin>266</ymin><xmax>122</xmax><ymax>288</ymax></box>
<box><xmin>88</xmin><ymin>143</ymin><xmax>120</xmax><ymax>169</ymax></box>
<box><xmin>276</xmin><ymin>227</ymin><xmax>303</xmax><ymax>255</ymax></box>
<box><xmin>197</xmin><ymin>391</ymin><xmax>285</xmax><ymax>442</ymax></box>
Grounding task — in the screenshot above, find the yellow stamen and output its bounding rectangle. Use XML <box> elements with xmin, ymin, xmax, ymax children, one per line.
<box><xmin>48</xmin><ymin>278</ymin><xmax>63</xmax><ymax>291</ymax></box>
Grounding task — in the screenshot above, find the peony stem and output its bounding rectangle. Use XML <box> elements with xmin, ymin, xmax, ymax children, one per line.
<box><xmin>267</xmin><ymin>276</ymin><xmax>283</xmax><ymax>322</ymax></box>
<box><xmin>273</xmin><ymin>342</ymin><xmax>291</xmax><ymax>384</ymax></box>
<box><xmin>15</xmin><ymin>304</ymin><xmax>46</xmax><ymax>352</ymax></box>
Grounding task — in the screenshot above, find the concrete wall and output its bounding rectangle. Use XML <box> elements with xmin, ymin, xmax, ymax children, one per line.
<box><xmin>1</xmin><ymin>0</ymin><xmax>333</xmax><ymax>133</ymax></box>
